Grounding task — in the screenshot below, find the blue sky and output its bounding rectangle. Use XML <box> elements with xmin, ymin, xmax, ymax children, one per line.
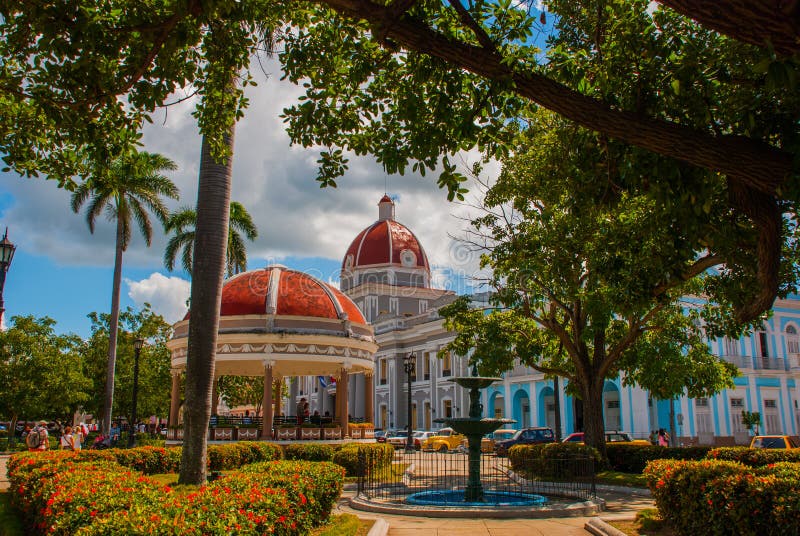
<box><xmin>0</xmin><ymin>59</ymin><xmax>489</xmax><ymax>337</ymax></box>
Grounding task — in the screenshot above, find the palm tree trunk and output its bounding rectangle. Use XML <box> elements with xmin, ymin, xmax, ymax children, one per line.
<box><xmin>178</xmin><ymin>130</ymin><xmax>233</xmax><ymax>485</ymax></box>
<box><xmin>102</xmin><ymin>216</ymin><xmax>125</xmax><ymax>437</ymax></box>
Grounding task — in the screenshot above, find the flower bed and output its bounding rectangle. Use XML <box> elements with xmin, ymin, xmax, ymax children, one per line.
<box><xmin>8</xmin><ymin>451</ymin><xmax>343</xmax><ymax>535</ymax></box>
<box><xmin>705</xmin><ymin>446</ymin><xmax>800</xmax><ymax>467</ymax></box>
<box><xmin>644</xmin><ymin>458</ymin><xmax>800</xmax><ymax>535</ymax></box>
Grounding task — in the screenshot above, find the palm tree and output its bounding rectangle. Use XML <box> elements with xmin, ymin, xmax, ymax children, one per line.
<box><xmin>164</xmin><ymin>201</ymin><xmax>258</xmax><ymax>278</ymax></box>
<box><xmin>71</xmin><ymin>151</ymin><xmax>178</xmax><ymax>437</ymax></box>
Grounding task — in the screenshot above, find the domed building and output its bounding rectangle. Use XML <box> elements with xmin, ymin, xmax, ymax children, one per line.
<box><xmin>167</xmin><ymin>265</ymin><xmax>378</xmax><ymax>438</ymax></box>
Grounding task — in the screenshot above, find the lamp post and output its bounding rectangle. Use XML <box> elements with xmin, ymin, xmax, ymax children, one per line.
<box><xmin>0</xmin><ymin>229</ymin><xmax>17</xmax><ymax>328</ymax></box>
<box><xmin>402</xmin><ymin>353</ymin><xmax>415</xmax><ymax>453</ymax></box>
<box><xmin>128</xmin><ymin>338</ymin><xmax>144</xmax><ymax>448</ymax></box>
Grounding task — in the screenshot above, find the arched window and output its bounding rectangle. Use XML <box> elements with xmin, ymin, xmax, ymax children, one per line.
<box><xmin>787</xmin><ymin>325</ymin><xmax>800</xmax><ymax>354</ymax></box>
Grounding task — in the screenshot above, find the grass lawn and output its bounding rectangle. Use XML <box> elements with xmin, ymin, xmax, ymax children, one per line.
<box><xmin>595</xmin><ymin>470</ymin><xmax>648</xmax><ymax>488</ymax></box>
<box><xmin>607</xmin><ymin>509</ymin><xmax>675</xmax><ymax>536</ymax></box>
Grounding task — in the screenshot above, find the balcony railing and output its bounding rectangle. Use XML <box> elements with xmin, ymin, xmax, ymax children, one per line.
<box><xmin>720</xmin><ymin>354</ymin><xmax>788</xmax><ymax>371</ymax></box>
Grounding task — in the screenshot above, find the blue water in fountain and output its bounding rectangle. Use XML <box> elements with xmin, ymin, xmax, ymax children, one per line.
<box><xmin>406</xmin><ymin>490</ymin><xmax>548</xmax><ymax>507</ymax></box>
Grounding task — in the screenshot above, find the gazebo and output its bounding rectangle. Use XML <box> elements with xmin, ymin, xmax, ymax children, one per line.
<box><xmin>166</xmin><ymin>265</ymin><xmax>378</xmax><ymax>439</ymax></box>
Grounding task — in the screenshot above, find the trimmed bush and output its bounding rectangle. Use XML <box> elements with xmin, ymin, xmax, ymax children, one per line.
<box><xmin>332</xmin><ymin>443</ymin><xmax>393</xmax><ymax>476</ymax></box>
<box><xmin>284</xmin><ymin>443</ymin><xmax>334</xmax><ymax>462</ymax></box>
<box><xmin>644</xmin><ymin>458</ymin><xmax>800</xmax><ymax>535</ymax></box>
<box><xmin>8</xmin><ymin>451</ymin><xmax>343</xmax><ymax>535</ymax></box>
<box><xmin>705</xmin><ymin>446</ymin><xmax>800</xmax><ymax>467</ymax></box>
<box><xmin>509</xmin><ymin>443</ymin><xmax>601</xmax><ymax>479</ymax></box>
<box><xmin>206</xmin><ymin>441</ymin><xmax>283</xmax><ymax>471</ymax></box>
<box><xmin>605</xmin><ymin>443</ymin><xmax>711</xmax><ymax>473</ymax></box>
<box><xmin>113</xmin><ymin>446</ymin><xmax>181</xmax><ymax>474</ymax></box>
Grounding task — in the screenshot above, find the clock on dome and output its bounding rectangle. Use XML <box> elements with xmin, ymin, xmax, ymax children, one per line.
<box><xmin>400</xmin><ymin>249</ymin><xmax>417</xmax><ymax>267</ymax></box>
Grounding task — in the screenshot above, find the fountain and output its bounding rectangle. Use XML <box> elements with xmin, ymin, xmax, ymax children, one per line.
<box><xmin>405</xmin><ymin>366</ymin><xmax>545</xmax><ymax>506</ymax></box>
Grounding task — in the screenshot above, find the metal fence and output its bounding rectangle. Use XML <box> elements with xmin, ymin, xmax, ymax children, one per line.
<box><xmin>356</xmin><ymin>449</ymin><xmax>596</xmax><ymax>506</ymax></box>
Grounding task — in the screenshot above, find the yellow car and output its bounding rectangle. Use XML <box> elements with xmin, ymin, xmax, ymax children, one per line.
<box><xmin>749</xmin><ymin>435</ymin><xmax>799</xmax><ymax>449</ymax></box>
<box><xmin>421</xmin><ymin>427</ymin><xmax>465</xmax><ymax>452</ymax></box>
<box><xmin>460</xmin><ymin>429</ymin><xmax>518</xmax><ymax>453</ymax></box>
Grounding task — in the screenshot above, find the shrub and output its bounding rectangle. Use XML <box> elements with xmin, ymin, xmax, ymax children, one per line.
<box><xmin>206</xmin><ymin>442</ymin><xmax>282</xmax><ymax>471</ymax></box>
<box><xmin>705</xmin><ymin>447</ymin><xmax>800</xmax><ymax>467</ymax></box>
<box><xmin>509</xmin><ymin>443</ymin><xmax>601</xmax><ymax>479</ymax></box>
<box><xmin>8</xmin><ymin>451</ymin><xmax>342</xmax><ymax>535</ymax></box>
<box><xmin>113</xmin><ymin>446</ymin><xmax>181</xmax><ymax>474</ymax></box>
<box><xmin>644</xmin><ymin>459</ymin><xmax>800</xmax><ymax>535</ymax></box>
<box><xmin>605</xmin><ymin>443</ymin><xmax>710</xmax><ymax>473</ymax></box>
<box><xmin>284</xmin><ymin>443</ymin><xmax>334</xmax><ymax>462</ymax></box>
<box><xmin>331</xmin><ymin>443</ymin><xmax>393</xmax><ymax>476</ymax></box>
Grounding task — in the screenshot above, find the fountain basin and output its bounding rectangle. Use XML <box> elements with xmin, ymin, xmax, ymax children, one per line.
<box><xmin>406</xmin><ymin>490</ymin><xmax>547</xmax><ymax>507</ymax></box>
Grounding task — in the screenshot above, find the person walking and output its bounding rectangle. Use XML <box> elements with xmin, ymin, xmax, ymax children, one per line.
<box><xmin>60</xmin><ymin>426</ymin><xmax>75</xmax><ymax>451</ymax></box>
<box><xmin>26</xmin><ymin>421</ymin><xmax>49</xmax><ymax>452</ymax></box>
<box><xmin>72</xmin><ymin>425</ymin><xmax>84</xmax><ymax>451</ymax></box>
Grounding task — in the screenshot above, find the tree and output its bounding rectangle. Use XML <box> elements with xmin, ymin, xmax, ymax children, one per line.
<box><xmin>164</xmin><ymin>201</ymin><xmax>258</xmax><ymax>277</ymax></box>
<box><xmin>278</xmin><ymin>0</ymin><xmax>800</xmax><ymax>323</ymax></box>
<box><xmin>0</xmin><ymin>316</ymin><xmax>91</xmax><ymax>437</ymax></box>
<box><xmin>439</xmin><ymin>112</ymin><xmax>742</xmax><ymax>455</ymax></box>
<box><xmin>217</xmin><ymin>376</ymin><xmax>265</xmax><ymax>416</ymax></box>
<box><xmin>83</xmin><ymin>305</ymin><xmax>174</xmax><ymax>427</ymax></box>
<box><xmin>71</xmin><ymin>151</ymin><xmax>178</xmax><ymax>436</ymax></box>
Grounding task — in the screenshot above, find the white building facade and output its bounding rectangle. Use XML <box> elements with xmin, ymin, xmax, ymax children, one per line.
<box><xmin>302</xmin><ymin>195</ymin><xmax>800</xmax><ymax>445</ymax></box>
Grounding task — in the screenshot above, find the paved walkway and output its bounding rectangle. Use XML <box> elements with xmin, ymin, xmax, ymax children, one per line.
<box><xmin>336</xmin><ymin>488</ymin><xmax>653</xmax><ymax>535</ymax></box>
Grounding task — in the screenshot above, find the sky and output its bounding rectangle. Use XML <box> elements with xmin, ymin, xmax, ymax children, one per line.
<box><xmin>0</xmin><ymin>58</ymin><xmax>493</xmax><ymax>337</ymax></box>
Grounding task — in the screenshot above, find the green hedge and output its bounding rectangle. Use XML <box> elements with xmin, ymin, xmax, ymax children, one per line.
<box><xmin>284</xmin><ymin>443</ymin><xmax>335</xmax><ymax>462</ymax></box>
<box><xmin>605</xmin><ymin>443</ymin><xmax>711</xmax><ymax>473</ymax></box>
<box><xmin>331</xmin><ymin>443</ymin><xmax>393</xmax><ymax>476</ymax></box>
<box><xmin>705</xmin><ymin>447</ymin><xmax>800</xmax><ymax>467</ymax></box>
<box><xmin>644</xmin><ymin>459</ymin><xmax>800</xmax><ymax>535</ymax></box>
<box><xmin>8</xmin><ymin>451</ymin><xmax>343</xmax><ymax>535</ymax></box>
<box><xmin>508</xmin><ymin>443</ymin><xmax>601</xmax><ymax>479</ymax></box>
<box><xmin>207</xmin><ymin>442</ymin><xmax>282</xmax><ymax>471</ymax></box>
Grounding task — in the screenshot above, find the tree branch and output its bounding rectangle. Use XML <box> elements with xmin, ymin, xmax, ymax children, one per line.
<box><xmin>447</xmin><ymin>0</ymin><xmax>496</xmax><ymax>51</ymax></box>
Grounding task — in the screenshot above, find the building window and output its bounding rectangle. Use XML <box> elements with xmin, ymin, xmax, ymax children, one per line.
<box><xmin>723</xmin><ymin>337</ymin><xmax>739</xmax><ymax>356</ymax></box>
<box><xmin>606</xmin><ymin>400</ymin><xmax>620</xmax><ymax>410</ymax></box>
<box><xmin>379</xmin><ymin>359</ymin><xmax>387</xmax><ymax>385</ymax></box>
<box><xmin>419</xmin><ymin>300</ymin><xmax>428</xmax><ymax>313</ymax></box>
<box><xmin>423</xmin><ymin>352</ymin><xmax>431</xmax><ymax>380</ymax></box>
<box><xmin>759</xmin><ymin>331</ymin><xmax>769</xmax><ymax>357</ymax></box>
<box><xmin>442</xmin><ymin>353</ymin><xmax>452</xmax><ymax>377</ymax></box>
<box><xmin>787</xmin><ymin>325</ymin><xmax>800</xmax><ymax>354</ymax></box>
<box><xmin>389</xmin><ymin>297</ymin><xmax>399</xmax><ymax>314</ymax></box>
<box><xmin>695</xmin><ymin>398</ymin><xmax>709</xmax><ymax>407</ymax></box>
<box><xmin>730</xmin><ymin>398</ymin><xmax>744</xmax><ymax>408</ymax></box>
<box><xmin>443</xmin><ymin>400</ymin><xmax>452</xmax><ymax>419</ymax></box>
<box><xmin>764</xmin><ymin>399</ymin><xmax>777</xmax><ymax>409</ymax></box>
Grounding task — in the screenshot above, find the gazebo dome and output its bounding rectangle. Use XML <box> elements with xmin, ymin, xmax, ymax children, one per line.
<box><xmin>214</xmin><ymin>265</ymin><xmax>366</xmax><ymax>324</ymax></box>
<box><xmin>340</xmin><ymin>195</ymin><xmax>431</xmax><ymax>291</ymax></box>
<box><xmin>169</xmin><ymin>265</ymin><xmax>377</xmax><ymax>378</ymax></box>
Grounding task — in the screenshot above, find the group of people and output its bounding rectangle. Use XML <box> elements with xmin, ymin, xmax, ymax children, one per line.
<box><xmin>24</xmin><ymin>421</ymin><xmax>90</xmax><ymax>452</ymax></box>
<box><xmin>649</xmin><ymin>428</ymin><xmax>671</xmax><ymax>446</ymax></box>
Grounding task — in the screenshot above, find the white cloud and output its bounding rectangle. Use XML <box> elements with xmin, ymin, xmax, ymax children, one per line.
<box><xmin>127</xmin><ymin>273</ymin><xmax>190</xmax><ymax>323</ymax></box>
<box><xmin>1</xmin><ymin>57</ymin><xmax>495</xmax><ymax>289</ymax></box>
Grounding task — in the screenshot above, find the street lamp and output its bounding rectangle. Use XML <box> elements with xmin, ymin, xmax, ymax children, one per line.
<box><xmin>402</xmin><ymin>353</ymin><xmax>415</xmax><ymax>453</ymax></box>
<box><xmin>0</xmin><ymin>229</ymin><xmax>17</xmax><ymax>328</ymax></box>
<box><xmin>128</xmin><ymin>338</ymin><xmax>145</xmax><ymax>448</ymax></box>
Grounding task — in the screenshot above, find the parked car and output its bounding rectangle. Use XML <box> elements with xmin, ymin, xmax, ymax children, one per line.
<box><xmin>459</xmin><ymin>429</ymin><xmax>518</xmax><ymax>453</ymax></box>
<box><xmin>749</xmin><ymin>435</ymin><xmax>800</xmax><ymax>449</ymax></box>
<box><xmin>387</xmin><ymin>430</ymin><xmax>411</xmax><ymax>448</ymax></box>
<box><xmin>495</xmin><ymin>427</ymin><xmax>555</xmax><ymax>457</ymax></box>
<box><xmin>421</xmin><ymin>427</ymin><xmax>465</xmax><ymax>452</ymax></box>
<box><xmin>374</xmin><ymin>430</ymin><xmax>388</xmax><ymax>443</ymax></box>
<box><xmin>413</xmin><ymin>431</ymin><xmax>437</xmax><ymax>450</ymax></box>
<box><xmin>562</xmin><ymin>431</ymin><xmax>649</xmax><ymax>445</ymax></box>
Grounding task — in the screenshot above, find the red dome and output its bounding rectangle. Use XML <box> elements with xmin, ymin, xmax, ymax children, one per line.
<box><xmin>342</xmin><ymin>197</ymin><xmax>430</xmax><ymax>271</ymax></box>
<box><xmin>186</xmin><ymin>266</ymin><xmax>366</xmax><ymax>324</ymax></box>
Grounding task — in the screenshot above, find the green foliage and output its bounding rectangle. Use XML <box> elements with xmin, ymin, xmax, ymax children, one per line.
<box><xmin>164</xmin><ymin>201</ymin><xmax>258</xmax><ymax>277</ymax></box>
<box><xmin>331</xmin><ymin>443</ymin><xmax>393</xmax><ymax>477</ymax></box>
<box><xmin>605</xmin><ymin>443</ymin><xmax>711</xmax><ymax>473</ymax></box>
<box><xmin>741</xmin><ymin>411</ymin><xmax>762</xmax><ymax>432</ymax></box>
<box><xmin>0</xmin><ymin>316</ymin><xmax>91</xmax><ymax>424</ymax></box>
<box><xmin>82</xmin><ymin>304</ymin><xmax>173</xmax><ymax>424</ymax></box>
<box><xmin>8</xmin><ymin>451</ymin><xmax>343</xmax><ymax>535</ymax></box>
<box><xmin>706</xmin><ymin>447</ymin><xmax>800</xmax><ymax>467</ymax></box>
<box><xmin>206</xmin><ymin>442</ymin><xmax>283</xmax><ymax>471</ymax></box>
<box><xmin>644</xmin><ymin>459</ymin><xmax>800</xmax><ymax>535</ymax></box>
<box><xmin>216</xmin><ymin>376</ymin><xmax>266</xmax><ymax>416</ymax></box>
<box><xmin>508</xmin><ymin>442</ymin><xmax>601</xmax><ymax>479</ymax></box>
<box><xmin>284</xmin><ymin>443</ymin><xmax>335</xmax><ymax>462</ymax></box>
